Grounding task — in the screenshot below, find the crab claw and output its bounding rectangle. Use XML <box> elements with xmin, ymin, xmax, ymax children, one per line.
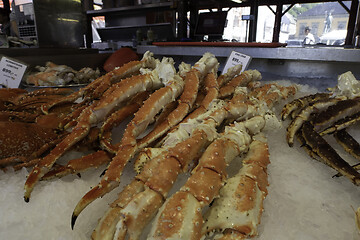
<box><xmin>71</xmin><ymin>179</ymin><xmax>119</xmax><ymax>229</ymax></box>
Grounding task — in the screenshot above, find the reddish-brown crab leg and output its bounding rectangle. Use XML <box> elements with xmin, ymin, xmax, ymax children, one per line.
<box><xmin>218</xmin><ymin>69</ymin><xmax>261</xmax><ymax>99</ymax></box>
<box><xmin>90</xmin><ymin>95</ymin><xmax>246</xmax><ymax>239</ymax></box>
<box><xmin>91</xmin><ymin>94</ymin><xmax>266</xmax><ymax>239</ymax></box>
<box><xmin>24</xmin><ymin>57</ymin><xmax>167</xmax><ymax>202</ymax></box>
<box><xmin>41</xmin><ymin>150</ymin><xmax>112</xmax><ymax>180</ymax></box>
<box><xmin>202</xmin><ymin>134</ymin><xmax>270</xmax><ymax>239</ymax></box>
<box><xmin>216</xmin><ymin>64</ymin><xmax>243</xmax><ymax>87</ymax></box>
<box><xmin>41</xmin><ymin>51</ymin><xmax>156</xmax><ymax>114</ymax></box>
<box><xmin>99</xmin><ymin>91</ymin><xmax>150</xmax><ymax>154</ymax></box>
<box><xmin>90</xmin><ymin>81</ymin><xmax>297</xmax><ymax>239</ymax></box>
<box><xmin>92</xmin><ymin>127</ymin><xmax>213</xmax><ymax>240</ymax></box>
<box><xmin>70</xmin><ymin>54</ymin><xmax>218</xmax><ymax>227</ymax></box>
<box><xmin>148</xmin><ymin>119</ymin><xmax>266</xmax><ymax>239</ymax></box>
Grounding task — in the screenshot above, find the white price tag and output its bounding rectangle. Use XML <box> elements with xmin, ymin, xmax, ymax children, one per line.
<box><xmin>222</xmin><ymin>51</ymin><xmax>252</xmax><ymax>75</ymax></box>
<box><xmin>0</xmin><ymin>56</ymin><xmax>27</xmax><ymax>88</ymax></box>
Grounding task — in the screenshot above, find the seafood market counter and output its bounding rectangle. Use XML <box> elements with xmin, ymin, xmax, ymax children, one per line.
<box><xmin>0</xmin><ymin>48</ymin><xmax>111</xmax><ymax>70</ymax></box>
<box><xmin>137</xmin><ymin>45</ymin><xmax>360</xmax><ymax>83</ymax></box>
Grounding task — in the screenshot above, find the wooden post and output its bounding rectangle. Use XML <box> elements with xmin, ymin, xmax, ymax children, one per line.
<box><xmin>272</xmin><ymin>2</ymin><xmax>282</xmax><ymax>43</ymax></box>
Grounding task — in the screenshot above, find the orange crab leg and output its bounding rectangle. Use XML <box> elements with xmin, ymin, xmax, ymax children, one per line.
<box><xmin>71</xmin><ymin>54</ymin><xmax>218</xmax><ymax>227</ymax></box>
<box><xmin>202</xmin><ymin>136</ymin><xmax>270</xmax><ymax>239</ymax></box>
<box><xmin>219</xmin><ymin>69</ymin><xmax>261</xmax><ymax>99</ymax></box>
<box><xmin>41</xmin><ymin>51</ymin><xmax>156</xmax><ymax>114</ymax></box>
<box><xmin>41</xmin><ymin>150</ymin><xmax>112</xmax><ymax>180</ymax></box>
<box><xmin>24</xmin><ymin>60</ymin><xmax>166</xmax><ymax>202</ymax></box>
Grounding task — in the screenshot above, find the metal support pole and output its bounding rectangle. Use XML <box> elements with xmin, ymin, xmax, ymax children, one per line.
<box><xmin>248</xmin><ymin>0</ymin><xmax>258</xmax><ymax>42</ymax></box>
<box><xmin>177</xmin><ymin>0</ymin><xmax>188</xmax><ymax>40</ymax></box>
<box><xmin>83</xmin><ymin>0</ymin><xmax>94</xmax><ymax>48</ymax></box>
<box><xmin>189</xmin><ymin>1</ymin><xmax>198</xmax><ymax>40</ymax></box>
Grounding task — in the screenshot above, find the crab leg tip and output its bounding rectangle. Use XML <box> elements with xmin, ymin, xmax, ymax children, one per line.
<box><xmin>24</xmin><ymin>196</ymin><xmax>29</xmax><ymax>203</ymax></box>
<box><xmin>71</xmin><ymin>214</ymin><xmax>78</xmax><ymax>229</ymax></box>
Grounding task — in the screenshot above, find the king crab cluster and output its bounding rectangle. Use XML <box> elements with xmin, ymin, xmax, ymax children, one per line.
<box><xmin>1</xmin><ymin>51</ymin><xmax>303</xmax><ymax>239</ymax></box>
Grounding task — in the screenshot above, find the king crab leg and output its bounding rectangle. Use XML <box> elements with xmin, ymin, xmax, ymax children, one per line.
<box><xmin>90</xmin><ymin>83</ymin><xmax>297</xmax><ymax>239</ymax></box>
<box><xmin>41</xmin><ymin>150</ymin><xmax>112</xmax><ymax>180</ymax></box>
<box><xmin>41</xmin><ymin>51</ymin><xmax>156</xmax><ymax>114</ymax></box>
<box><xmin>300</xmin><ymin>121</ymin><xmax>360</xmax><ymax>185</ymax></box>
<box><xmin>70</xmin><ymin>53</ymin><xmax>219</xmax><ymax>227</ymax></box>
<box><xmin>311</xmin><ymin>97</ymin><xmax>360</xmax><ymax>132</ymax></box>
<box><xmin>148</xmin><ymin>119</ymin><xmax>267</xmax><ymax>240</ymax></box>
<box><xmin>218</xmin><ymin>70</ymin><xmax>262</xmax><ymax>99</ymax></box>
<box><xmin>201</xmin><ymin>134</ymin><xmax>270</xmax><ymax>240</ymax></box>
<box><xmin>23</xmin><ymin>55</ymin><xmax>170</xmax><ymax>202</ymax></box>
<box><xmin>285</xmin><ymin>97</ymin><xmax>340</xmax><ymax>147</ymax></box>
<box><xmin>99</xmin><ymin>91</ymin><xmax>151</xmax><ymax>154</ymax></box>
<box><xmin>320</xmin><ymin>111</ymin><xmax>360</xmax><ymax>136</ymax></box>
<box><xmin>333</xmin><ymin>129</ymin><xmax>360</xmax><ymax>161</ymax></box>
<box><xmin>281</xmin><ymin>93</ymin><xmax>332</xmax><ymax>121</ymax></box>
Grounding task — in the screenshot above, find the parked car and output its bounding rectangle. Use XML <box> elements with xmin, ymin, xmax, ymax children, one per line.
<box><xmin>286</xmin><ymin>39</ymin><xmax>303</xmax><ymax>47</ymax></box>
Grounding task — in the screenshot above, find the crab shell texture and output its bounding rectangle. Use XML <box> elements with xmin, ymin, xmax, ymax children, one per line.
<box><xmin>0</xmin><ymin>122</ymin><xmax>58</xmax><ymax>159</ymax></box>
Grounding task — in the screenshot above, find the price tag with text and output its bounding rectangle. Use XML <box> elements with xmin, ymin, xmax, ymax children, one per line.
<box><xmin>0</xmin><ymin>56</ymin><xmax>27</xmax><ymax>88</ymax></box>
<box><xmin>222</xmin><ymin>51</ymin><xmax>252</xmax><ymax>75</ymax></box>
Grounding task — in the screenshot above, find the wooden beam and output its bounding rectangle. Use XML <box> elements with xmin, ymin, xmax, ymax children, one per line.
<box><xmin>272</xmin><ymin>3</ymin><xmax>282</xmax><ymax>43</ymax></box>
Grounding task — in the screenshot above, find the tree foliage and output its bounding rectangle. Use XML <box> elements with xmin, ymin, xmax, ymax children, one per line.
<box><xmin>287</xmin><ymin>3</ymin><xmax>318</xmax><ymax>19</ymax></box>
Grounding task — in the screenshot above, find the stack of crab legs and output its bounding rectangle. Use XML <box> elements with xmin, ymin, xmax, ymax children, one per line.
<box><xmin>0</xmin><ymin>51</ymin><xmax>300</xmax><ymax>239</ymax></box>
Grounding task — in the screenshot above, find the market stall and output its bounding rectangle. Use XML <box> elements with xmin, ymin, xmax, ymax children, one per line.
<box><xmin>0</xmin><ymin>0</ymin><xmax>359</xmax><ymax>240</ymax></box>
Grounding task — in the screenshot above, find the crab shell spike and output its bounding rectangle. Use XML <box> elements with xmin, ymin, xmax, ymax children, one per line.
<box><xmin>202</xmin><ymin>175</ymin><xmax>265</xmax><ymax>238</ymax></box>
<box><xmin>147</xmin><ymin>191</ymin><xmax>202</xmax><ymax>240</ymax></box>
<box><xmin>180</xmin><ymin>167</ymin><xmax>223</xmax><ymax>207</ymax></box>
<box><xmin>134</xmin><ymin>147</ymin><xmax>166</xmax><ymax>174</ymax></box>
<box><xmin>143</xmin><ymin>156</ymin><xmax>182</xmax><ymax>198</ymax></box>
<box><xmin>166</xmin><ymin>129</ymin><xmax>211</xmax><ymax>171</ymax></box>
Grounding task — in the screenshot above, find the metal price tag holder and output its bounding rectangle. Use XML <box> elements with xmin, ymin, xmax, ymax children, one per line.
<box><xmin>0</xmin><ymin>55</ymin><xmax>28</xmax><ymax>88</ymax></box>
<box><xmin>222</xmin><ymin>50</ymin><xmax>252</xmax><ymax>75</ymax></box>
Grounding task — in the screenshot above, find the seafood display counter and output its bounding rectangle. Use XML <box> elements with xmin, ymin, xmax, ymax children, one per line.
<box><xmin>137</xmin><ymin>45</ymin><xmax>360</xmax><ymax>83</ymax></box>
<box><xmin>0</xmin><ymin>49</ymin><xmax>360</xmax><ymax>240</ymax></box>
